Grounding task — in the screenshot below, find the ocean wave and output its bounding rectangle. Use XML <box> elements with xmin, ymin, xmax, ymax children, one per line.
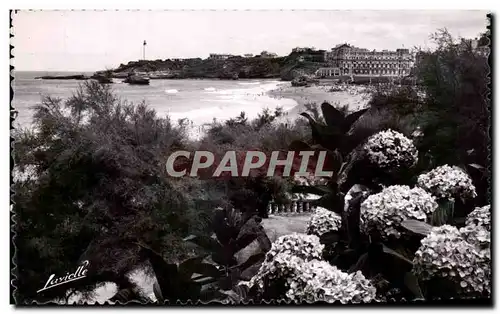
<box><xmin>165</xmin><ymin>89</ymin><xmax>179</xmax><ymax>94</ymax></box>
<box><xmin>204</xmin><ymin>87</ymin><xmax>216</xmax><ymax>92</ymax></box>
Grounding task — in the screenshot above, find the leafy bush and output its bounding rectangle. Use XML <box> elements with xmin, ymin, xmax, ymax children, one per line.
<box><xmin>417</xmin><ymin>164</ymin><xmax>477</xmax><ymax>201</ymax></box>
<box><xmin>306</xmin><ymin>207</ymin><xmax>342</xmax><ymax>238</ymax></box>
<box><xmin>360</xmin><ymin>185</ymin><xmax>438</xmax><ymax>240</ymax></box>
<box><xmin>412</xmin><ymin>224</ymin><xmax>490</xmax><ymax>299</ymax></box>
<box><xmin>12</xmin><ymin>81</ymin><xmax>211</xmax><ymax>303</ymax></box>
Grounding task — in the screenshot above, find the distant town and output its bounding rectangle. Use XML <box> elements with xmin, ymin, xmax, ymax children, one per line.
<box><xmin>34</xmin><ymin>38</ymin><xmax>489</xmax><ymax>84</ymax></box>
<box><xmin>206</xmin><ymin>37</ymin><xmax>488</xmax><ymax>79</ymax></box>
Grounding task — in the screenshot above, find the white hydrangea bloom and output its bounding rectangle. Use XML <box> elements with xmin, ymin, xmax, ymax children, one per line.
<box><xmin>363</xmin><ymin>129</ymin><xmax>418</xmax><ymax>170</ymax></box>
<box><xmin>264</xmin><ymin>233</ymin><xmax>324</xmax><ymax>262</ymax></box>
<box><xmin>460</xmin><ymin>205</ymin><xmax>491</xmax><ymax>259</ymax></box>
<box><xmin>465</xmin><ymin>205</ymin><xmax>491</xmax><ymax>231</ymax></box>
<box><xmin>413</xmin><ymin>225</ymin><xmax>491</xmax><ymax>298</ymax></box>
<box><xmin>249</xmin><ymin>252</ymin><xmax>376</xmax><ymax>304</ymax></box>
<box><xmin>417</xmin><ymin>165</ymin><xmax>477</xmax><ymax>200</ymax></box>
<box><xmin>306</xmin><ymin>207</ymin><xmax>342</xmax><ymax>237</ymax></box>
<box><xmin>360</xmin><ymin>185</ymin><xmax>438</xmax><ymax>239</ymax></box>
<box><xmin>248</xmin><ymin>251</ymin><xmax>309</xmax><ymax>294</ymax></box>
<box><xmin>300</xmin><ymin>260</ymin><xmax>377</xmax><ymax>304</ymax></box>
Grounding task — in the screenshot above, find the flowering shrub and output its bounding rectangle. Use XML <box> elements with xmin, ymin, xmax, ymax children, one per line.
<box><xmin>464</xmin><ymin>205</ymin><xmax>491</xmax><ymax>231</ymax></box>
<box><xmin>249</xmin><ymin>251</ymin><xmax>376</xmax><ymax>303</ymax></box>
<box><xmin>412</xmin><ymin>225</ymin><xmax>491</xmax><ymax>298</ymax></box>
<box><xmin>360</xmin><ymin>185</ymin><xmax>438</xmax><ymax>239</ymax></box>
<box><xmin>265</xmin><ymin>233</ymin><xmax>324</xmax><ymax>262</ymax></box>
<box><xmin>363</xmin><ymin>129</ymin><xmax>418</xmax><ymax>171</ymax></box>
<box><xmin>460</xmin><ymin>205</ymin><xmax>491</xmax><ymax>259</ymax></box>
<box><xmin>306</xmin><ymin>207</ymin><xmax>342</xmax><ymax>237</ymax></box>
<box><xmin>417</xmin><ymin>165</ymin><xmax>477</xmax><ymax>200</ymax></box>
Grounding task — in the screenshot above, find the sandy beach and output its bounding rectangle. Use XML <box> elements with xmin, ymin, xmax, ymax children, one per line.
<box><xmin>268</xmin><ymin>82</ymin><xmax>373</xmax><ymax>124</ymax></box>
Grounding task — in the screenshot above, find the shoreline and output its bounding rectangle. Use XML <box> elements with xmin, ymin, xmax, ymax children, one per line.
<box><xmin>267</xmin><ymin>82</ymin><xmax>373</xmax><ymax>124</ymax></box>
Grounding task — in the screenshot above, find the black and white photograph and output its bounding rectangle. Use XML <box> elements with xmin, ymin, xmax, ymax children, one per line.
<box><xmin>9</xmin><ymin>9</ymin><xmax>492</xmax><ymax>306</ymax></box>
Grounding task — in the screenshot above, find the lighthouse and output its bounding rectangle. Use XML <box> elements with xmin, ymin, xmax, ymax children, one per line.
<box><xmin>143</xmin><ymin>40</ymin><xmax>147</xmax><ymax>60</ymax></box>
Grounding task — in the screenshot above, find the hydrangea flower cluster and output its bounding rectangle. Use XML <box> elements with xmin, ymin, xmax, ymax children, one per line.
<box><xmin>264</xmin><ymin>233</ymin><xmax>324</xmax><ymax>262</ymax></box>
<box><xmin>412</xmin><ymin>225</ymin><xmax>491</xmax><ymax>298</ymax></box>
<box><xmin>460</xmin><ymin>205</ymin><xmax>491</xmax><ymax>259</ymax></box>
<box><xmin>464</xmin><ymin>205</ymin><xmax>491</xmax><ymax>231</ymax></box>
<box><xmin>306</xmin><ymin>207</ymin><xmax>342</xmax><ymax>237</ymax></box>
<box><xmin>360</xmin><ymin>185</ymin><xmax>438</xmax><ymax>239</ymax></box>
<box><xmin>417</xmin><ymin>165</ymin><xmax>477</xmax><ymax>200</ymax></box>
<box><xmin>249</xmin><ymin>251</ymin><xmax>376</xmax><ymax>303</ymax></box>
<box><xmin>363</xmin><ymin>129</ymin><xmax>418</xmax><ymax>170</ymax></box>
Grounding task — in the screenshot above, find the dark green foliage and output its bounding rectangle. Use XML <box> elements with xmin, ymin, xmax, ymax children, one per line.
<box><xmin>186</xmin><ymin>208</ymin><xmax>271</xmax><ymax>286</ymax></box>
<box><xmin>297</xmin><ymin>102</ymin><xmax>428</xmax><ymax>301</ymax></box>
<box><xmin>399</xmin><ymin>29</ymin><xmax>489</xmax><ymax>205</ymax></box>
<box><xmin>12</xmin><ymin>81</ymin><xmax>211</xmax><ymax>303</ymax></box>
<box><xmin>292</xmin><ymin>101</ymin><xmax>370</xmax><ymax>214</ymax></box>
<box><xmin>142</xmin><ymin>207</ymin><xmax>270</xmax><ymax>304</ymax></box>
<box><xmin>399</xmin><ymin>220</ymin><xmax>433</xmax><ymax>237</ymax></box>
<box><xmin>200</xmin><ymin>107</ymin><xmax>307</xmax><ymax>217</ymax></box>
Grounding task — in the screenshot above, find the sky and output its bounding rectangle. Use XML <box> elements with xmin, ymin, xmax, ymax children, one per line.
<box><xmin>11</xmin><ymin>10</ymin><xmax>489</xmax><ymax>72</ymax></box>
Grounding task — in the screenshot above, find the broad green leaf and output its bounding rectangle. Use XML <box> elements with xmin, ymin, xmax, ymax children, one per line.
<box><xmin>212</xmin><ymin>208</ymin><xmax>233</xmax><ymax>246</ymax></box>
<box><xmin>153</xmin><ymin>280</ymin><xmax>164</xmax><ymax>304</ymax></box>
<box><xmin>345</xmin><ymin>193</ymin><xmax>363</xmax><ymax>250</ymax></box>
<box><xmin>232</xmin><ymin>252</ymin><xmax>266</xmax><ymax>273</ymax></box>
<box><xmin>184</xmin><ymin>234</ymin><xmax>223</xmax><ymax>252</ymax></box>
<box><xmin>211</xmin><ymin>251</ymin><xmax>238</xmax><ymax>267</ymax></box>
<box><xmin>232</xmin><ymin>217</ymin><xmax>267</xmax><ymax>254</ymax></box>
<box><xmin>400</xmin><ymin>219</ymin><xmax>433</xmax><ymax>237</ymax></box>
<box><xmin>178</xmin><ymin>254</ymin><xmax>209</xmax><ymax>280</ymax></box>
<box><xmin>316</xmin><ymin>192</ymin><xmax>343</xmax><ymax>214</ymax></box>
<box><xmin>403</xmin><ymin>272</ymin><xmax>424</xmax><ymax>300</ymax></box>
<box><xmin>289</xmin><ymin>140</ymin><xmax>311</xmax><ymax>151</ymax></box>
<box><xmin>136</xmin><ymin>242</ymin><xmax>180</xmax><ymax>298</ymax></box>
<box><xmin>343</xmin><ymin>108</ymin><xmax>369</xmax><ymax>133</ymax></box>
<box><xmin>300</xmin><ymin>112</ymin><xmax>342</xmax><ymax>151</ymax></box>
<box><xmin>319</xmin><ymin>231</ymin><xmax>340</xmax><ymax>245</ymax></box>
<box><xmin>382</xmin><ymin>244</ymin><xmax>414</xmax><ymax>265</ymax></box>
<box><xmin>321</xmin><ymin>102</ymin><xmax>345</xmax><ymax>129</ymax></box>
<box><xmin>468</xmin><ymin>163</ymin><xmax>484</xmax><ymax>170</ymax></box>
<box><xmin>191</xmin><ymin>262</ymin><xmax>223</xmax><ymax>279</ymax></box>
<box><xmin>348</xmin><ymin>252</ymin><xmax>370</xmax><ymax>274</ymax></box>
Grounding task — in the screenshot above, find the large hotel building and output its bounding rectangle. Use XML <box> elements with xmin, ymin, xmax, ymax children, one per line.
<box><xmin>317</xmin><ymin>43</ymin><xmax>413</xmax><ymax>78</ymax></box>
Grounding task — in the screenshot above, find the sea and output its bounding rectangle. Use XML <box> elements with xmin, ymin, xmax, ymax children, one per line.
<box><xmin>12</xmin><ymin>71</ymin><xmax>298</xmax><ymax>138</ymax></box>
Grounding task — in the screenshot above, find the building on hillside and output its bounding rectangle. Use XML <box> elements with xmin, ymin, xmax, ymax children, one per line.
<box><xmin>209</xmin><ymin>53</ymin><xmax>234</xmax><ymax>60</ymax></box>
<box><xmin>292</xmin><ymin>47</ymin><xmax>313</xmax><ymax>53</ymax></box>
<box><xmin>260</xmin><ymin>51</ymin><xmax>278</xmax><ymax>58</ymax></box>
<box><xmin>325</xmin><ymin>44</ymin><xmax>413</xmax><ymax>77</ymax></box>
<box><xmin>316</xmin><ymin>67</ymin><xmax>342</xmax><ymax>78</ymax></box>
<box><xmin>244</xmin><ymin>53</ymin><xmax>254</xmax><ymax>58</ymax></box>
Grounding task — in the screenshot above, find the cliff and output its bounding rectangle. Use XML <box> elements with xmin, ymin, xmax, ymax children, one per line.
<box><xmin>109</xmin><ymin>54</ymin><xmax>325</xmax><ymax>81</ymax></box>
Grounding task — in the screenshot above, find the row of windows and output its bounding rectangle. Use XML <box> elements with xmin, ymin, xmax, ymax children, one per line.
<box><xmin>341</xmin><ymin>63</ymin><xmax>409</xmax><ymax>69</ymax></box>
<box><xmin>331</xmin><ymin>54</ymin><xmax>410</xmax><ymax>60</ymax></box>
<box><xmin>350</xmin><ymin>69</ymin><xmax>408</xmax><ymax>75</ymax></box>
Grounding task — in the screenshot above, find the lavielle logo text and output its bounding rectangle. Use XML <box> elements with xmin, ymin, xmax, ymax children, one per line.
<box><xmin>37</xmin><ymin>260</ymin><xmax>90</xmax><ymax>294</ymax></box>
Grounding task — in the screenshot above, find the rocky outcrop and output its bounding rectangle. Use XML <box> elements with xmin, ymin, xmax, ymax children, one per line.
<box><xmin>123</xmin><ymin>75</ymin><xmax>150</xmax><ymax>85</ymax></box>
<box><xmin>105</xmin><ymin>54</ymin><xmax>325</xmax><ymax>81</ymax></box>
<box><xmin>91</xmin><ymin>72</ymin><xmax>113</xmax><ymax>84</ymax></box>
<box><xmin>35</xmin><ymin>74</ymin><xmax>89</xmax><ymax>80</ymax></box>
